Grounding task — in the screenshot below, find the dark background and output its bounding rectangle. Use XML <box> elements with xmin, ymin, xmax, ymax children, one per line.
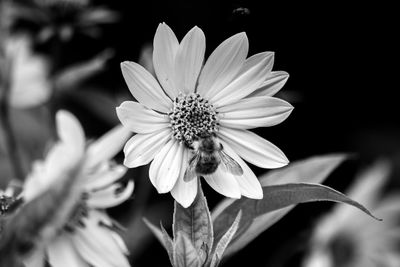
<box><xmin>8</xmin><ymin>0</ymin><xmax>400</xmax><ymax>266</ymax></box>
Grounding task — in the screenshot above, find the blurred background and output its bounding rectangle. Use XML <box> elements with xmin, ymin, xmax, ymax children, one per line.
<box><xmin>1</xmin><ymin>0</ymin><xmax>399</xmax><ymax>266</ymax></box>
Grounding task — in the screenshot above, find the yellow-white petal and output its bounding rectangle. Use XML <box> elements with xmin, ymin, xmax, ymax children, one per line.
<box><xmin>211</xmin><ymin>52</ymin><xmax>274</xmax><ymax>107</ymax></box>
<box><xmin>47</xmin><ymin>235</ymin><xmax>90</xmax><ymax>267</ymax></box>
<box><xmin>218</xmin><ymin>96</ymin><xmax>293</xmax><ymax>129</ymax></box>
<box><xmin>73</xmin><ymin>211</ymin><xmax>130</xmax><ymax>267</ymax></box>
<box><xmin>149</xmin><ymin>139</ymin><xmax>183</xmax><ymax>193</ymax></box>
<box><xmin>174</xmin><ymin>26</ymin><xmax>206</xmax><ymax>94</ymax></box>
<box><xmin>116</xmin><ymin>101</ymin><xmax>170</xmax><ymax>134</ymax></box>
<box><xmin>121</xmin><ymin>61</ymin><xmax>172</xmax><ymax>113</ymax></box>
<box><xmin>85</xmin><ymin>125</ymin><xmax>131</xmax><ymax>169</ymax></box>
<box><xmin>56</xmin><ymin>110</ymin><xmax>85</xmax><ymax>151</ymax></box>
<box><xmin>170</xmin><ymin>148</ymin><xmax>198</xmax><ymax>208</ymax></box>
<box><xmin>84</xmin><ymin>165</ymin><xmax>127</xmax><ymax>191</ymax></box>
<box><xmin>203</xmin><ymin>167</ymin><xmax>241</xmax><ymax>198</ymax></box>
<box><xmin>23</xmin><ymin>248</ymin><xmax>46</xmax><ymax>267</ymax></box>
<box><xmin>248</xmin><ymin>71</ymin><xmax>289</xmax><ymax>97</ymax></box>
<box><xmin>219</xmin><ymin>128</ymin><xmax>289</xmax><ymax>169</ymax></box>
<box><xmin>220</xmin><ymin>141</ymin><xmax>263</xmax><ymax>199</ymax></box>
<box><xmin>123</xmin><ymin>128</ymin><xmax>171</xmax><ymax>168</ymax></box>
<box><xmin>153</xmin><ymin>22</ymin><xmax>180</xmax><ymax>99</ymax></box>
<box><xmin>87</xmin><ymin>180</ymin><xmax>134</xmax><ymax>208</ymax></box>
<box><xmin>197</xmin><ymin>32</ymin><xmax>248</xmax><ymax>99</ymax></box>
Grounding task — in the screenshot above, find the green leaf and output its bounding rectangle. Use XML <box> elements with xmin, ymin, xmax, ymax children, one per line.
<box><xmin>143</xmin><ymin>218</ymin><xmax>174</xmax><ymax>265</ymax></box>
<box><xmin>173</xmin><ymin>182</ymin><xmax>213</xmax><ymax>263</ymax></box>
<box><xmin>209</xmin><ymin>211</ymin><xmax>242</xmax><ymax>267</ymax></box>
<box><xmin>173</xmin><ymin>232</ymin><xmax>202</xmax><ymax>267</ymax></box>
<box><xmin>214</xmin><ymin>182</ymin><xmax>379</xmax><ymax>258</ymax></box>
<box><xmin>212</xmin><ymin>154</ymin><xmax>348</xmax><ymax>257</ymax></box>
<box><xmin>161</xmin><ymin>223</ymin><xmax>175</xmax><ymax>266</ymax></box>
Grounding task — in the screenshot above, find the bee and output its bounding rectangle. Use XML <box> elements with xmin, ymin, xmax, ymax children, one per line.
<box><xmin>184</xmin><ymin>135</ymin><xmax>244</xmax><ymax>182</ymax></box>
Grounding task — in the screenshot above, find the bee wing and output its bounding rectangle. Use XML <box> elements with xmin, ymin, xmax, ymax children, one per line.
<box><xmin>183</xmin><ymin>153</ymin><xmax>200</xmax><ymax>182</ymax></box>
<box><xmin>219</xmin><ymin>150</ymin><xmax>244</xmax><ymax>176</ymax></box>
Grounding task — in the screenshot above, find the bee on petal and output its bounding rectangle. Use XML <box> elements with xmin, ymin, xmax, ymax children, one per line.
<box><xmin>184</xmin><ymin>135</ymin><xmax>243</xmax><ymax>182</ymax></box>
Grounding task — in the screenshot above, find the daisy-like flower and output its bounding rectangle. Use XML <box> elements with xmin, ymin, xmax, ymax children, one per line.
<box><xmin>303</xmin><ymin>161</ymin><xmax>400</xmax><ymax>267</ymax></box>
<box><xmin>116</xmin><ymin>23</ymin><xmax>293</xmax><ymax>207</ymax></box>
<box><xmin>23</xmin><ymin>110</ymin><xmax>133</xmax><ymax>267</ymax></box>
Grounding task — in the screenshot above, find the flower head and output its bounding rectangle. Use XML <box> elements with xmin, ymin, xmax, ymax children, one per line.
<box><xmin>23</xmin><ymin>110</ymin><xmax>133</xmax><ymax>267</ymax></box>
<box><xmin>303</xmin><ymin>161</ymin><xmax>400</xmax><ymax>267</ymax></box>
<box><xmin>116</xmin><ymin>23</ymin><xmax>293</xmax><ymax>207</ymax></box>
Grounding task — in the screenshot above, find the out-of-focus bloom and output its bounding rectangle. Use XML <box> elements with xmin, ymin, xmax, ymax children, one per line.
<box><xmin>116</xmin><ymin>23</ymin><xmax>293</xmax><ymax>207</ymax></box>
<box><xmin>23</xmin><ymin>110</ymin><xmax>133</xmax><ymax>267</ymax></box>
<box><xmin>303</xmin><ymin>161</ymin><xmax>400</xmax><ymax>267</ymax></box>
<box><xmin>4</xmin><ymin>34</ymin><xmax>51</xmax><ymax>108</ymax></box>
<box><xmin>7</xmin><ymin>0</ymin><xmax>119</xmax><ymax>42</ymax></box>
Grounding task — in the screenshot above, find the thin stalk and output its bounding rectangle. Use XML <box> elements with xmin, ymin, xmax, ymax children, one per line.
<box><xmin>0</xmin><ymin>57</ymin><xmax>25</xmax><ymax>182</ymax></box>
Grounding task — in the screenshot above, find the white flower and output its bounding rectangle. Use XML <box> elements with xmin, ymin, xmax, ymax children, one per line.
<box><xmin>116</xmin><ymin>23</ymin><xmax>293</xmax><ymax>207</ymax></box>
<box><xmin>5</xmin><ymin>35</ymin><xmax>51</xmax><ymax>108</ymax></box>
<box><xmin>23</xmin><ymin>110</ymin><xmax>133</xmax><ymax>267</ymax></box>
<box><xmin>303</xmin><ymin>161</ymin><xmax>400</xmax><ymax>267</ymax></box>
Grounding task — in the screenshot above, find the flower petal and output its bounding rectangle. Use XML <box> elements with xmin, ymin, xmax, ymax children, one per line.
<box><xmin>84</xmin><ymin>164</ymin><xmax>127</xmax><ymax>191</ymax></box>
<box><xmin>153</xmin><ymin>22</ymin><xmax>180</xmax><ymax>99</ymax></box>
<box><xmin>116</xmin><ymin>101</ymin><xmax>170</xmax><ymax>134</ymax></box>
<box><xmin>174</xmin><ymin>26</ymin><xmax>206</xmax><ymax>94</ymax></box>
<box><xmin>198</xmin><ymin>32</ymin><xmax>248</xmax><ymax>98</ymax></box>
<box><xmin>87</xmin><ymin>180</ymin><xmax>134</xmax><ymax>208</ymax></box>
<box><xmin>123</xmin><ymin>128</ymin><xmax>171</xmax><ymax>168</ymax></box>
<box><xmin>23</xmin><ymin>249</ymin><xmax>46</xmax><ymax>267</ymax></box>
<box><xmin>203</xmin><ymin>167</ymin><xmax>241</xmax><ymax>198</ymax></box>
<box><xmin>220</xmin><ymin>141</ymin><xmax>263</xmax><ymax>198</ymax></box>
<box><xmin>219</xmin><ymin>128</ymin><xmax>289</xmax><ymax>168</ymax></box>
<box><xmin>170</xmin><ymin>148</ymin><xmax>198</xmax><ymax>208</ymax></box>
<box><xmin>56</xmin><ymin>110</ymin><xmax>85</xmax><ymax>151</ymax></box>
<box><xmin>149</xmin><ymin>139</ymin><xmax>183</xmax><ymax>193</ymax></box>
<box><xmin>211</xmin><ymin>52</ymin><xmax>274</xmax><ymax>107</ymax></box>
<box><xmin>85</xmin><ymin>125</ymin><xmax>131</xmax><ymax>169</ymax></box>
<box><xmin>248</xmin><ymin>71</ymin><xmax>289</xmax><ymax>97</ymax></box>
<box><xmin>47</xmin><ymin>236</ymin><xmax>90</xmax><ymax>267</ymax></box>
<box><xmin>121</xmin><ymin>61</ymin><xmax>172</xmax><ymax>113</ymax></box>
<box><xmin>73</xmin><ymin>211</ymin><xmax>130</xmax><ymax>267</ymax></box>
<box><xmin>217</xmin><ymin>96</ymin><xmax>293</xmax><ymax>129</ymax></box>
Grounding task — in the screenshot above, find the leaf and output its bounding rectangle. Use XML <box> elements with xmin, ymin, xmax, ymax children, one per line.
<box><xmin>212</xmin><ymin>154</ymin><xmax>348</xmax><ymax>257</ymax></box>
<box><xmin>173</xmin><ymin>182</ymin><xmax>213</xmax><ymax>263</ymax></box>
<box><xmin>143</xmin><ymin>218</ymin><xmax>174</xmax><ymax>265</ymax></box>
<box><xmin>173</xmin><ymin>232</ymin><xmax>202</xmax><ymax>267</ymax></box>
<box><xmin>213</xmin><ymin>182</ymin><xmax>379</xmax><ymax>258</ymax></box>
<box><xmin>209</xmin><ymin>211</ymin><xmax>242</xmax><ymax>267</ymax></box>
<box><xmin>161</xmin><ymin>223</ymin><xmax>175</xmax><ymax>266</ymax></box>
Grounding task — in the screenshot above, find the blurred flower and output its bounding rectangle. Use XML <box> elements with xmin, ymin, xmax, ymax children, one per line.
<box><xmin>23</xmin><ymin>110</ymin><xmax>133</xmax><ymax>267</ymax></box>
<box><xmin>4</xmin><ymin>34</ymin><xmax>51</xmax><ymax>108</ymax></box>
<box><xmin>116</xmin><ymin>23</ymin><xmax>293</xmax><ymax>207</ymax></box>
<box><xmin>7</xmin><ymin>0</ymin><xmax>119</xmax><ymax>42</ymax></box>
<box><xmin>303</xmin><ymin>161</ymin><xmax>400</xmax><ymax>267</ymax></box>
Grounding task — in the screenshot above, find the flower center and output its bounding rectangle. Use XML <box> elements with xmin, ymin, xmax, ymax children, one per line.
<box><xmin>0</xmin><ymin>195</ymin><xmax>17</xmax><ymax>216</ymax></box>
<box><xmin>169</xmin><ymin>93</ymin><xmax>218</xmax><ymax>146</ymax></box>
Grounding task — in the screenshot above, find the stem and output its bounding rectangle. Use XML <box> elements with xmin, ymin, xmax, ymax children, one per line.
<box><xmin>0</xmin><ymin>95</ymin><xmax>24</xmax><ymax>182</ymax></box>
<box><xmin>0</xmin><ymin>54</ymin><xmax>25</xmax><ymax>182</ymax></box>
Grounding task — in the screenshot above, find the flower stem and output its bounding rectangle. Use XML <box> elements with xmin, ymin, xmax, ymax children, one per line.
<box><xmin>0</xmin><ymin>59</ymin><xmax>25</xmax><ymax>182</ymax></box>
